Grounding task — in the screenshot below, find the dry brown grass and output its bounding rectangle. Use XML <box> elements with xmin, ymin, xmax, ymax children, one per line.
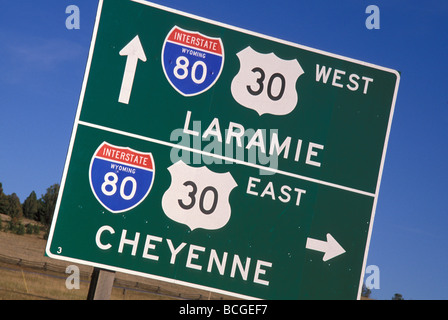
<box><xmin>0</xmin><ymin>215</ymin><xmax>233</xmax><ymax>300</ymax></box>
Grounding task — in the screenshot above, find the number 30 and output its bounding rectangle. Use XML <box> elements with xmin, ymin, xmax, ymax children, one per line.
<box><xmin>178</xmin><ymin>181</ymin><xmax>218</xmax><ymax>215</ymax></box>
<box><xmin>246</xmin><ymin>67</ymin><xmax>286</xmax><ymax>101</ymax></box>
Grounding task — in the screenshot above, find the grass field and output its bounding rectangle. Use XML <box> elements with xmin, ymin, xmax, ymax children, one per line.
<box><xmin>0</xmin><ymin>261</ymin><xmax>183</xmax><ymax>300</ymax></box>
<box><xmin>0</xmin><ymin>215</ymin><xmax>232</xmax><ymax>300</ymax></box>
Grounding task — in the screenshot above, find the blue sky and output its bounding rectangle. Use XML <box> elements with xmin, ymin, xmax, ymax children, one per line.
<box><xmin>1</xmin><ymin>0</ymin><xmax>447</xmax><ymax>300</ymax></box>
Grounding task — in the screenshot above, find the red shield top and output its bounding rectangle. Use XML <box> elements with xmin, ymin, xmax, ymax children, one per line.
<box><xmin>166</xmin><ymin>26</ymin><xmax>223</xmax><ymax>56</ymax></box>
<box><xmin>95</xmin><ymin>142</ymin><xmax>154</xmax><ymax>171</ymax></box>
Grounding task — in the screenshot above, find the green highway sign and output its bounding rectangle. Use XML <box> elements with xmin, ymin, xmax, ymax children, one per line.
<box><xmin>46</xmin><ymin>0</ymin><xmax>400</xmax><ymax>299</ymax></box>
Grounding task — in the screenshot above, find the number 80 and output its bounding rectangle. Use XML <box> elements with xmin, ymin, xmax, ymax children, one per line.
<box><xmin>173</xmin><ymin>56</ymin><xmax>207</xmax><ymax>85</ymax></box>
<box><xmin>101</xmin><ymin>172</ymin><xmax>137</xmax><ymax>201</ymax></box>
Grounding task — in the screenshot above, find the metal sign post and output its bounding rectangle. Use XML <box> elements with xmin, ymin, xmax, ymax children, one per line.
<box><xmin>87</xmin><ymin>268</ymin><xmax>116</xmax><ymax>300</ymax></box>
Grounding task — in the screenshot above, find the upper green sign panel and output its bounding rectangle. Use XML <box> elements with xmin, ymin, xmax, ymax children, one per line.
<box><xmin>46</xmin><ymin>0</ymin><xmax>400</xmax><ymax>299</ymax></box>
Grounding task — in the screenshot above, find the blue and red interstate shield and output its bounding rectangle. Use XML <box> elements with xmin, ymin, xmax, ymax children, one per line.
<box><xmin>162</xmin><ymin>26</ymin><xmax>224</xmax><ymax>96</ymax></box>
<box><xmin>89</xmin><ymin>142</ymin><xmax>155</xmax><ymax>213</ymax></box>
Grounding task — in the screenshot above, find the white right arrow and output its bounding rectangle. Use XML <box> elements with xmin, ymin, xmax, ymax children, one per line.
<box><xmin>118</xmin><ymin>35</ymin><xmax>147</xmax><ymax>105</ymax></box>
<box><xmin>306</xmin><ymin>233</ymin><xmax>346</xmax><ymax>262</ymax></box>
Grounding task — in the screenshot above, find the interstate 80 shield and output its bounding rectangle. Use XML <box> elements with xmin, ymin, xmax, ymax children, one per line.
<box><xmin>162</xmin><ymin>26</ymin><xmax>224</xmax><ymax>96</ymax></box>
<box><xmin>89</xmin><ymin>142</ymin><xmax>155</xmax><ymax>213</ymax></box>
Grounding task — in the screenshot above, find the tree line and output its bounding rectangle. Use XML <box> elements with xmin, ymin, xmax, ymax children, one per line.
<box><xmin>0</xmin><ymin>182</ymin><xmax>59</xmax><ymax>236</ymax></box>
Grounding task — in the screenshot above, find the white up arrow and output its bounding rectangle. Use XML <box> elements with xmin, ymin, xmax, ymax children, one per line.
<box><xmin>306</xmin><ymin>233</ymin><xmax>346</xmax><ymax>262</ymax></box>
<box><xmin>118</xmin><ymin>35</ymin><xmax>147</xmax><ymax>104</ymax></box>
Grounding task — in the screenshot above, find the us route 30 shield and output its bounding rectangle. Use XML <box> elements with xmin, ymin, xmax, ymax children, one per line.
<box><xmin>231</xmin><ymin>46</ymin><xmax>304</xmax><ymax>116</ymax></box>
<box><xmin>162</xmin><ymin>160</ymin><xmax>237</xmax><ymax>231</ymax></box>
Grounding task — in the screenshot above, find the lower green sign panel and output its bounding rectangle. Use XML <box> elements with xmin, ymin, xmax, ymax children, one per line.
<box><xmin>48</xmin><ymin>124</ymin><xmax>374</xmax><ymax>299</ymax></box>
